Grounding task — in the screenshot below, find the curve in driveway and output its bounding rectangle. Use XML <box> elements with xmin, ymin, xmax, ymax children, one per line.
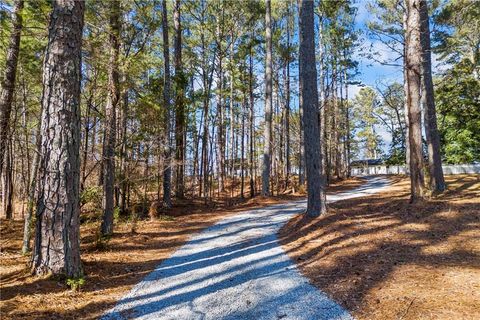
<box><xmin>102</xmin><ymin>176</ymin><xmax>391</xmax><ymax>320</ymax></box>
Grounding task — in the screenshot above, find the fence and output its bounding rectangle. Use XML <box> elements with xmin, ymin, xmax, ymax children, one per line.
<box><xmin>351</xmin><ymin>164</ymin><xmax>480</xmax><ymax>176</ymax></box>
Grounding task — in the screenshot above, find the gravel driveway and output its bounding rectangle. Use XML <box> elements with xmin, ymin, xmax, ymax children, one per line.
<box><xmin>102</xmin><ymin>176</ymin><xmax>391</xmax><ymax>320</ymax></box>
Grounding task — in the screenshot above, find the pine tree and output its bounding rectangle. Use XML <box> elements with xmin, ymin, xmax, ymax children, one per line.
<box><xmin>101</xmin><ymin>0</ymin><xmax>121</xmax><ymax>236</ymax></box>
<box><xmin>299</xmin><ymin>0</ymin><xmax>326</xmax><ymax>217</ymax></box>
<box><xmin>419</xmin><ymin>0</ymin><xmax>445</xmax><ymax>192</ymax></box>
<box><xmin>32</xmin><ymin>0</ymin><xmax>84</xmax><ymax>277</ymax></box>
<box><xmin>162</xmin><ymin>0</ymin><xmax>172</xmax><ymax>208</ymax></box>
<box><xmin>262</xmin><ymin>0</ymin><xmax>273</xmax><ymax>196</ymax></box>
<box><xmin>405</xmin><ymin>0</ymin><xmax>425</xmax><ymax>202</ymax></box>
<box><xmin>0</xmin><ymin>0</ymin><xmax>24</xmax><ymax>178</ymax></box>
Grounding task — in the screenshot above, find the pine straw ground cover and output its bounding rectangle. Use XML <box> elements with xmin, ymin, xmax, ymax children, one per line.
<box><xmin>280</xmin><ymin>174</ymin><xmax>480</xmax><ymax>320</ymax></box>
<box><xmin>0</xmin><ymin>178</ymin><xmax>361</xmax><ymax>319</ymax></box>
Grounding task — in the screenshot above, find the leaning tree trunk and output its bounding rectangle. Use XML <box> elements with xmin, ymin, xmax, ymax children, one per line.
<box><xmin>0</xmin><ymin>0</ymin><xmax>24</xmax><ymax>178</ymax></box>
<box><xmin>419</xmin><ymin>0</ymin><xmax>445</xmax><ymax>192</ymax></box>
<box><xmin>299</xmin><ymin>0</ymin><xmax>326</xmax><ymax>217</ymax></box>
<box><xmin>405</xmin><ymin>0</ymin><xmax>425</xmax><ymax>202</ymax></box>
<box><xmin>32</xmin><ymin>0</ymin><xmax>84</xmax><ymax>278</ymax></box>
<box><xmin>162</xmin><ymin>0</ymin><xmax>173</xmax><ymax>208</ymax></box>
<box><xmin>261</xmin><ymin>0</ymin><xmax>273</xmax><ymax>196</ymax></box>
<box><xmin>101</xmin><ymin>0</ymin><xmax>121</xmax><ymax>236</ymax></box>
<box><xmin>173</xmin><ymin>0</ymin><xmax>186</xmax><ymax>199</ymax></box>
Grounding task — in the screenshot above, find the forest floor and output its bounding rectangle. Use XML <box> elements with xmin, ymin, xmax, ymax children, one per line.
<box><xmin>280</xmin><ymin>174</ymin><xmax>480</xmax><ymax>320</ymax></box>
<box><xmin>0</xmin><ymin>177</ymin><xmax>361</xmax><ymax>320</ymax></box>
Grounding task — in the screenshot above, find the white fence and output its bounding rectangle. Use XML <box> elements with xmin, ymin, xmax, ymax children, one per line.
<box><xmin>351</xmin><ymin>164</ymin><xmax>480</xmax><ymax>176</ymax></box>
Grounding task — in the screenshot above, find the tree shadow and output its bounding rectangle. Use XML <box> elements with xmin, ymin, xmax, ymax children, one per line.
<box><xmin>279</xmin><ymin>175</ymin><xmax>480</xmax><ymax>318</ymax></box>
<box><xmin>101</xmin><ymin>202</ymin><xmax>349</xmax><ymax>320</ymax></box>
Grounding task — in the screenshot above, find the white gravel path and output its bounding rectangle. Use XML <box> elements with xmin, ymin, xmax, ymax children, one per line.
<box><xmin>102</xmin><ymin>176</ymin><xmax>391</xmax><ymax>320</ymax></box>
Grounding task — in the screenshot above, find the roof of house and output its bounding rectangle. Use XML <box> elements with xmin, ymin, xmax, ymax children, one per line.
<box><xmin>350</xmin><ymin>159</ymin><xmax>384</xmax><ymax>167</ymax></box>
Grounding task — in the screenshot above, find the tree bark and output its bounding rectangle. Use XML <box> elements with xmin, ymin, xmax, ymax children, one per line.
<box><xmin>162</xmin><ymin>0</ymin><xmax>172</xmax><ymax>208</ymax></box>
<box><xmin>285</xmin><ymin>7</ymin><xmax>291</xmax><ymax>189</ymax></box>
<box><xmin>81</xmin><ymin>72</ymin><xmax>96</xmax><ymax>192</ymax></box>
<box><xmin>22</xmin><ymin>119</ymin><xmax>41</xmax><ymax>254</ymax></box>
<box><xmin>249</xmin><ymin>44</ymin><xmax>255</xmax><ymax>198</ymax></box>
<box><xmin>0</xmin><ymin>0</ymin><xmax>24</xmax><ymax>178</ymax></box>
<box><xmin>174</xmin><ymin>0</ymin><xmax>186</xmax><ymax>198</ymax></box>
<box><xmin>419</xmin><ymin>0</ymin><xmax>445</xmax><ymax>192</ymax></box>
<box><xmin>32</xmin><ymin>0</ymin><xmax>84</xmax><ymax>277</ymax></box>
<box><xmin>101</xmin><ymin>0</ymin><xmax>121</xmax><ymax>236</ymax></box>
<box><xmin>299</xmin><ymin>95</ymin><xmax>305</xmax><ymax>186</ymax></box>
<box><xmin>119</xmin><ymin>75</ymin><xmax>129</xmax><ymax>214</ymax></box>
<box><xmin>405</xmin><ymin>0</ymin><xmax>425</xmax><ymax>202</ymax></box>
<box><xmin>261</xmin><ymin>0</ymin><xmax>272</xmax><ymax>196</ymax></box>
<box><xmin>343</xmin><ymin>56</ymin><xmax>351</xmax><ymax>177</ymax></box>
<box><xmin>3</xmin><ymin>141</ymin><xmax>13</xmax><ymax>219</ymax></box>
<box><xmin>229</xmin><ymin>33</ymin><xmax>235</xmax><ymax>180</ymax></box>
<box><xmin>216</xmin><ymin>54</ymin><xmax>226</xmax><ymax>192</ymax></box>
<box><xmin>241</xmin><ymin>87</ymin><xmax>246</xmax><ymax>199</ymax></box>
<box><xmin>299</xmin><ymin>0</ymin><xmax>326</xmax><ymax>217</ymax></box>
<box><xmin>215</xmin><ymin>9</ymin><xmax>226</xmax><ymax>193</ymax></box>
<box><xmin>403</xmin><ymin>11</ymin><xmax>411</xmax><ymax>172</ymax></box>
<box><xmin>319</xmin><ymin>16</ymin><xmax>326</xmax><ymax>178</ymax></box>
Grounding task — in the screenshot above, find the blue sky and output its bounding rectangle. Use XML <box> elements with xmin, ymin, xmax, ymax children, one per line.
<box><xmin>349</xmin><ymin>1</ymin><xmax>405</xmax><ymax>155</ymax></box>
<box><xmin>349</xmin><ymin>1</ymin><xmax>447</xmax><ymax>157</ymax></box>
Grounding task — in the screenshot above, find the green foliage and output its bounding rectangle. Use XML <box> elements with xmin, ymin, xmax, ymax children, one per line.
<box><xmin>434</xmin><ymin>1</ymin><xmax>480</xmax><ymax>163</ymax></box>
<box><xmin>80</xmin><ymin>186</ymin><xmax>102</xmax><ymax>207</ymax></box>
<box><xmin>66</xmin><ymin>277</ymin><xmax>85</xmax><ymax>292</ymax></box>
<box><xmin>158</xmin><ymin>214</ymin><xmax>175</xmax><ymax>221</ymax></box>
<box><xmin>376</xmin><ymin>82</ymin><xmax>406</xmax><ymax>164</ymax></box>
<box><xmin>385</xmin><ymin>148</ymin><xmax>406</xmax><ymax>165</ymax></box>
<box><xmin>94</xmin><ymin>231</ymin><xmax>111</xmax><ymax>251</ymax></box>
<box><xmin>435</xmin><ymin>62</ymin><xmax>480</xmax><ymax>163</ymax></box>
<box><xmin>352</xmin><ymin>87</ymin><xmax>383</xmax><ymax>159</ymax></box>
<box><xmin>113</xmin><ymin>206</ymin><xmax>121</xmax><ymax>223</ymax></box>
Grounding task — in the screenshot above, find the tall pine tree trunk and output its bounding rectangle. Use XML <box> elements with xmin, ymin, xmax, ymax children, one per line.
<box><xmin>284</xmin><ymin>6</ymin><xmax>291</xmax><ymax>189</ymax></box>
<box><xmin>405</xmin><ymin>0</ymin><xmax>425</xmax><ymax>202</ymax></box>
<box><xmin>119</xmin><ymin>74</ymin><xmax>129</xmax><ymax>214</ymax></box>
<box><xmin>419</xmin><ymin>0</ymin><xmax>445</xmax><ymax>192</ymax></box>
<box><xmin>299</xmin><ymin>96</ymin><xmax>305</xmax><ymax>186</ymax></box>
<box><xmin>261</xmin><ymin>0</ymin><xmax>272</xmax><ymax>196</ymax></box>
<box><xmin>229</xmin><ymin>37</ymin><xmax>235</xmax><ymax>180</ymax></box>
<box><xmin>0</xmin><ymin>0</ymin><xmax>23</xmax><ymax>178</ymax></box>
<box><xmin>174</xmin><ymin>0</ymin><xmax>186</xmax><ymax>198</ymax></box>
<box><xmin>32</xmin><ymin>0</ymin><xmax>84</xmax><ymax>277</ymax></box>
<box><xmin>403</xmin><ymin>11</ymin><xmax>411</xmax><ymax>173</ymax></box>
<box><xmin>343</xmin><ymin>57</ymin><xmax>351</xmax><ymax>177</ymax></box>
<box><xmin>216</xmin><ymin>54</ymin><xmax>225</xmax><ymax>192</ymax></box>
<box><xmin>101</xmin><ymin>0</ymin><xmax>121</xmax><ymax>235</ymax></box>
<box><xmin>3</xmin><ymin>141</ymin><xmax>13</xmax><ymax>219</ymax></box>
<box><xmin>22</xmin><ymin>119</ymin><xmax>41</xmax><ymax>254</ymax></box>
<box><xmin>319</xmin><ymin>16</ymin><xmax>326</xmax><ymax>178</ymax></box>
<box><xmin>299</xmin><ymin>0</ymin><xmax>326</xmax><ymax>217</ymax></box>
<box><xmin>162</xmin><ymin>0</ymin><xmax>172</xmax><ymax>208</ymax></box>
<box><xmin>241</xmin><ymin>85</ymin><xmax>246</xmax><ymax>199</ymax></box>
<box><xmin>249</xmin><ymin>45</ymin><xmax>255</xmax><ymax>198</ymax></box>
